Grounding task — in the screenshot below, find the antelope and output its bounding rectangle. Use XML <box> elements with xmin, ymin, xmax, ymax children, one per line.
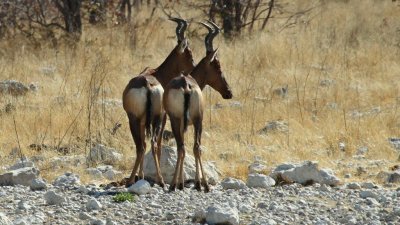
<box><xmin>163</xmin><ymin>21</ymin><xmax>233</xmax><ymax>192</ymax></box>
<box><xmin>122</xmin><ymin>17</ymin><xmax>195</xmax><ymax>188</ymax></box>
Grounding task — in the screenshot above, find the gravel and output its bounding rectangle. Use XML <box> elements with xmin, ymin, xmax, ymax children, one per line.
<box><xmin>0</xmin><ymin>182</ymin><xmax>399</xmax><ymax>224</ymax></box>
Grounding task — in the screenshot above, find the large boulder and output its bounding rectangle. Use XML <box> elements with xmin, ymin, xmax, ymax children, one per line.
<box><xmin>270</xmin><ymin>161</ymin><xmax>340</xmax><ymax>186</ymax></box>
<box><xmin>143</xmin><ymin>146</ymin><xmax>219</xmax><ymax>185</ymax></box>
<box><xmin>0</xmin><ymin>167</ymin><xmax>39</xmax><ymax>186</ymax></box>
<box><xmin>88</xmin><ymin>144</ymin><xmax>123</xmax><ymax>165</ymax></box>
<box><xmin>127</xmin><ymin>179</ymin><xmax>151</xmax><ymax>195</ymax></box>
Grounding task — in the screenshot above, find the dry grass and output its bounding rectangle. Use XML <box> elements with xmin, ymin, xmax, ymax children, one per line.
<box><xmin>1</xmin><ymin>0</ymin><xmax>400</xmax><ymax>184</ymax></box>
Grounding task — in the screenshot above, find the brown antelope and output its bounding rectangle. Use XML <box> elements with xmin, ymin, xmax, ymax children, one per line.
<box><xmin>163</xmin><ymin>21</ymin><xmax>233</xmax><ymax>192</ymax></box>
<box><xmin>122</xmin><ymin>17</ymin><xmax>195</xmax><ymax>188</ymax></box>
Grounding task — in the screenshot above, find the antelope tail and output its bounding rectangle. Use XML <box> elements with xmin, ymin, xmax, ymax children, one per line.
<box><xmin>183</xmin><ymin>91</ymin><xmax>190</xmax><ymax>132</ymax></box>
<box><xmin>145</xmin><ymin>88</ymin><xmax>152</xmax><ymax>138</ymax></box>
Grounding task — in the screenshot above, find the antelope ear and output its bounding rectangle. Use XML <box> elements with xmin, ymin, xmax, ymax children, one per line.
<box><xmin>178</xmin><ymin>38</ymin><xmax>188</xmax><ymax>53</ymax></box>
<box><xmin>209</xmin><ymin>48</ymin><xmax>219</xmax><ymax>62</ymax></box>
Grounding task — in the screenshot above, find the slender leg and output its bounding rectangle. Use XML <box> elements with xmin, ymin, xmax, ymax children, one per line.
<box><xmin>193</xmin><ymin>118</ymin><xmax>202</xmax><ymax>191</ymax></box>
<box><xmin>151</xmin><ymin>114</ymin><xmax>165</xmax><ymax>188</ymax></box>
<box><xmin>178</xmin><ymin>146</ymin><xmax>185</xmax><ymax>190</ymax></box>
<box><xmin>157</xmin><ymin>113</ymin><xmax>167</xmax><ymax>167</ymax></box>
<box><xmin>126</xmin><ymin>113</ymin><xmax>144</xmax><ymax>187</ymax></box>
<box><xmin>138</xmin><ymin>124</ymin><xmax>146</xmax><ymax>180</ymax></box>
<box><xmin>169</xmin><ymin>116</ymin><xmax>184</xmax><ymax>192</ymax></box>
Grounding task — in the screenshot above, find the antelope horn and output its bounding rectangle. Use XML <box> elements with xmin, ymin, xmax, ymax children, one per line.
<box><xmin>169</xmin><ymin>17</ymin><xmax>188</xmax><ymax>43</ymax></box>
<box><xmin>200</xmin><ymin>21</ymin><xmax>219</xmax><ymax>53</ymax></box>
<box><xmin>207</xmin><ymin>20</ymin><xmax>221</xmax><ymax>33</ymax></box>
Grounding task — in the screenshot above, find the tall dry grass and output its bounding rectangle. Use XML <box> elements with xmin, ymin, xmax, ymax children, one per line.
<box><xmin>0</xmin><ymin>0</ymin><xmax>399</xmax><ymax>183</ymax></box>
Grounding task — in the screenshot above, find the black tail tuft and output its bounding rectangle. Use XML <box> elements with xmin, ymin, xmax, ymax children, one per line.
<box><xmin>145</xmin><ymin>88</ymin><xmax>152</xmax><ymax>138</ymax></box>
<box><xmin>183</xmin><ymin>92</ymin><xmax>190</xmax><ymax>132</ymax></box>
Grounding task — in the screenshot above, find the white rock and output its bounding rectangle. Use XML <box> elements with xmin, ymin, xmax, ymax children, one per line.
<box><xmin>361</xmin><ymin>182</ymin><xmax>377</xmax><ymax>189</ymax></box>
<box><xmin>13</xmin><ymin>219</ymin><xmax>28</xmax><ymax>225</ymax></box>
<box><xmin>86</xmin><ymin>198</ymin><xmax>103</xmax><ymax>211</ymax></box>
<box><xmin>8</xmin><ymin>159</ymin><xmax>35</xmax><ymax>170</ymax></box>
<box><xmin>258</xmin><ymin>120</ymin><xmax>288</xmax><ymax>134</ymax></box>
<box><xmin>248</xmin><ymin>162</ymin><xmax>267</xmax><ymax>174</ymax></box>
<box><xmin>270</xmin><ymin>161</ymin><xmax>340</xmax><ymax>186</ymax></box>
<box><xmin>17</xmin><ymin>201</ymin><xmax>30</xmax><ymax>210</ymax></box>
<box><xmin>44</xmin><ymin>191</ymin><xmax>65</xmax><ymax>205</ymax></box>
<box><xmin>53</xmin><ymin>172</ymin><xmax>80</xmax><ymax>187</ymax></box>
<box><xmin>206</xmin><ymin>205</ymin><xmax>239</xmax><ymax>225</ymax></box>
<box><xmin>346</xmin><ymin>182</ymin><xmax>361</xmax><ymax>189</ymax></box>
<box><xmin>105</xmin><ymin>218</ymin><xmax>116</xmax><ymax>225</ymax></box>
<box><xmin>0</xmin><ymin>213</ymin><xmax>11</xmax><ymax>225</ymax></box>
<box><xmin>247</xmin><ymin>173</ymin><xmax>275</xmax><ymax>188</ymax></box>
<box><xmin>30</xmin><ymin>178</ymin><xmax>47</xmax><ymax>191</ymax></box>
<box><xmin>221</xmin><ymin>177</ymin><xmax>247</xmax><ymax>190</ymax></box>
<box><xmin>77</xmin><ymin>185</ymin><xmax>90</xmax><ymax>194</ymax></box>
<box><xmin>0</xmin><ymin>167</ymin><xmax>39</xmax><ymax>186</ymax></box>
<box><xmin>143</xmin><ymin>146</ymin><xmax>219</xmax><ymax>185</ymax></box>
<box><xmin>103</xmin><ymin>169</ymin><xmax>121</xmax><ymax>181</ymax></box>
<box><xmin>88</xmin><ymin>144</ymin><xmax>122</xmax><ymax>165</ymax></box>
<box><xmin>128</xmin><ymin>179</ymin><xmax>151</xmax><ymax>195</ymax></box>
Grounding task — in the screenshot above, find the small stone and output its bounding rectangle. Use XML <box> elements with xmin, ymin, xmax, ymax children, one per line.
<box><xmin>221</xmin><ymin>177</ymin><xmax>247</xmax><ymax>190</ymax></box>
<box><xmin>53</xmin><ymin>172</ymin><xmax>80</xmax><ymax>187</ymax></box>
<box><xmin>30</xmin><ymin>178</ymin><xmax>47</xmax><ymax>191</ymax></box>
<box><xmin>106</xmin><ymin>218</ymin><xmax>116</xmax><ymax>225</ymax></box>
<box><xmin>17</xmin><ymin>200</ymin><xmax>30</xmax><ymax>210</ymax></box>
<box><xmin>247</xmin><ymin>173</ymin><xmax>275</xmax><ymax>188</ymax></box>
<box><xmin>0</xmin><ymin>213</ymin><xmax>11</xmax><ymax>225</ymax></box>
<box><xmin>206</xmin><ymin>206</ymin><xmax>239</xmax><ymax>225</ymax></box>
<box><xmin>86</xmin><ymin>198</ymin><xmax>103</xmax><ymax>211</ymax></box>
<box><xmin>360</xmin><ymin>190</ymin><xmax>378</xmax><ymax>199</ymax></box>
<box><xmin>79</xmin><ymin>212</ymin><xmax>93</xmax><ymax>220</ymax></box>
<box><xmin>192</xmin><ymin>208</ymin><xmax>206</xmax><ymax>223</ymax></box>
<box><xmin>346</xmin><ymin>182</ymin><xmax>361</xmax><ymax>190</ymax></box>
<box><xmin>127</xmin><ymin>179</ymin><xmax>151</xmax><ymax>195</ymax></box>
<box><xmin>90</xmin><ymin>219</ymin><xmax>105</xmax><ymax>225</ymax></box>
<box><xmin>362</xmin><ymin>182</ymin><xmax>377</xmax><ymax>189</ymax></box>
<box><xmin>44</xmin><ymin>191</ymin><xmax>65</xmax><ymax>205</ymax></box>
<box><xmin>248</xmin><ymin>162</ymin><xmax>267</xmax><ymax>174</ymax></box>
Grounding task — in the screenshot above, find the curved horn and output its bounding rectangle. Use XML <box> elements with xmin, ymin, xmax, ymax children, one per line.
<box><xmin>200</xmin><ymin>21</ymin><xmax>219</xmax><ymax>54</ymax></box>
<box><xmin>207</xmin><ymin>20</ymin><xmax>221</xmax><ymax>33</ymax></box>
<box><xmin>169</xmin><ymin>17</ymin><xmax>188</xmax><ymax>43</ymax></box>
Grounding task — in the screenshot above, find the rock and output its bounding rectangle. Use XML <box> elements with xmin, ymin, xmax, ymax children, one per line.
<box><xmin>346</xmin><ymin>182</ymin><xmax>361</xmax><ymax>190</ymax></box>
<box><xmin>88</xmin><ymin>144</ymin><xmax>122</xmax><ymax>165</ymax></box>
<box><xmin>248</xmin><ymin>162</ymin><xmax>267</xmax><ymax>174</ymax></box>
<box><xmin>86</xmin><ymin>198</ymin><xmax>103</xmax><ymax>211</ymax></box>
<box><xmin>0</xmin><ymin>80</ymin><xmax>29</xmax><ymax>96</ymax></box>
<box><xmin>270</xmin><ymin>161</ymin><xmax>340</xmax><ymax>186</ymax></box>
<box><xmin>128</xmin><ymin>179</ymin><xmax>151</xmax><ymax>195</ymax></box>
<box><xmin>361</xmin><ymin>182</ymin><xmax>377</xmax><ymax>189</ymax></box>
<box><xmin>272</xmin><ymin>85</ymin><xmax>288</xmax><ymax>98</ymax></box>
<box><xmin>377</xmin><ymin>171</ymin><xmax>400</xmax><ymax>183</ymax></box>
<box><xmin>105</xmin><ymin>218</ymin><xmax>116</xmax><ymax>225</ymax></box>
<box><xmin>103</xmin><ymin>169</ymin><xmax>121</xmax><ymax>180</ymax></box>
<box><xmin>77</xmin><ymin>185</ymin><xmax>90</xmax><ymax>194</ymax></box>
<box><xmin>0</xmin><ymin>167</ymin><xmax>39</xmax><ymax>186</ymax></box>
<box><xmin>17</xmin><ymin>201</ymin><xmax>31</xmax><ymax>210</ymax></box>
<box><xmin>205</xmin><ymin>205</ymin><xmax>239</xmax><ymax>225</ymax></box>
<box><xmin>221</xmin><ymin>177</ymin><xmax>247</xmax><ymax>190</ymax></box>
<box><xmin>13</xmin><ymin>219</ymin><xmax>28</xmax><ymax>225</ymax></box>
<box><xmin>247</xmin><ymin>173</ymin><xmax>275</xmax><ymax>188</ymax></box>
<box><xmin>360</xmin><ymin>190</ymin><xmax>378</xmax><ymax>199</ymax></box>
<box><xmin>79</xmin><ymin>212</ymin><xmax>93</xmax><ymax>220</ymax></box>
<box><xmin>192</xmin><ymin>208</ymin><xmax>206</xmax><ymax>223</ymax></box>
<box><xmin>7</xmin><ymin>159</ymin><xmax>35</xmax><ymax>170</ymax></box>
<box><xmin>53</xmin><ymin>172</ymin><xmax>80</xmax><ymax>187</ymax></box>
<box><xmin>258</xmin><ymin>120</ymin><xmax>288</xmax><ymax>135</ymax></box>
<box><xmin>86</xmin><ymin>168</ymin><xmax>103</xmax><ymax>179</ymax></box>
<box><xmin>319</xmin><ymin>79</ymin><xmax>335</xmax><ymax>87</ymax></box>
<box><xmin>30</xmin><ymin>178</ymin><xmax>47</xmax><ymax>191</ymax></box>
<box><xmin>0</xmin><ymin>213</ymin><xmax>11</xmax><ymax>225</ymax></box>
<box><xmin>356</xmin><ymin>146</ymin><xmax>368</xmax><ymax>155</ymax></box>
<box><xmin>143</xmin><ymin>146</ymin><xmax>219</xmax><ymax>185</ymax></box>
<box><xmin>44</xmin><ymin>191</ymin><xmax>65</xmax><ymax>205</ymax></box>
<box><xmin>90</xmin><ymin>219</ymin><xmax>105</xmax><ymax>225</ymax></box>
<box><xmin>388</xmin><ymin>138</ymin><xmax>400</xmax><ymax>150</ymax></box>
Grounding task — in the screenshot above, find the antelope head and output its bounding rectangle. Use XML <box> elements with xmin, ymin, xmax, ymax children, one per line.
<box><xmin>195</xmin><ymin>21</ymin><xmax>232</xmax><ymax>99</ymax></box>
<box><xmin>168</xmin><ymin>17</ymin><xmax>195</xmax><ymax>75</ymax></box>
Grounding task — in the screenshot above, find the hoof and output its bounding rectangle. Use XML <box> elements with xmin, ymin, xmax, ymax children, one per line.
<box><xmin>159</xmin><ymin>182</ymin><xmax>166</xmax><ymax>189</ymax></box>
<box><xmin>125</xmin><ymin>180</ymin><xmax>135</xmax><ymax>188</ymax></box>
<box><xmin>169</xmin><ymin>184</ymin><xmax>176</xmax><ymax>192</ymax></box>
<box><xmin>194</xmin><ymin>181</ymin><xmax>201</xmax><ymax>192</ymax></box>
<box><xmin>203</xmin><ymin>183</ymin><xmax>210</xmax><ymax>193</ymax></box>
<box><xmin>134</xmin><ymin>175</ymin><xmax>140</xmax><ymax>182</ymax></box>
<box><xmin>178</xmin><ymin>183</ymin><xmax>184</xmax><ymax>190</ymax></box>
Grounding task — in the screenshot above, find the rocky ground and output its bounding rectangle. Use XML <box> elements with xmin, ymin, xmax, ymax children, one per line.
<box><xmin>0</xmin><ymin>178</ymin><xmax>400</xmax><ymax>225</ymax></box>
